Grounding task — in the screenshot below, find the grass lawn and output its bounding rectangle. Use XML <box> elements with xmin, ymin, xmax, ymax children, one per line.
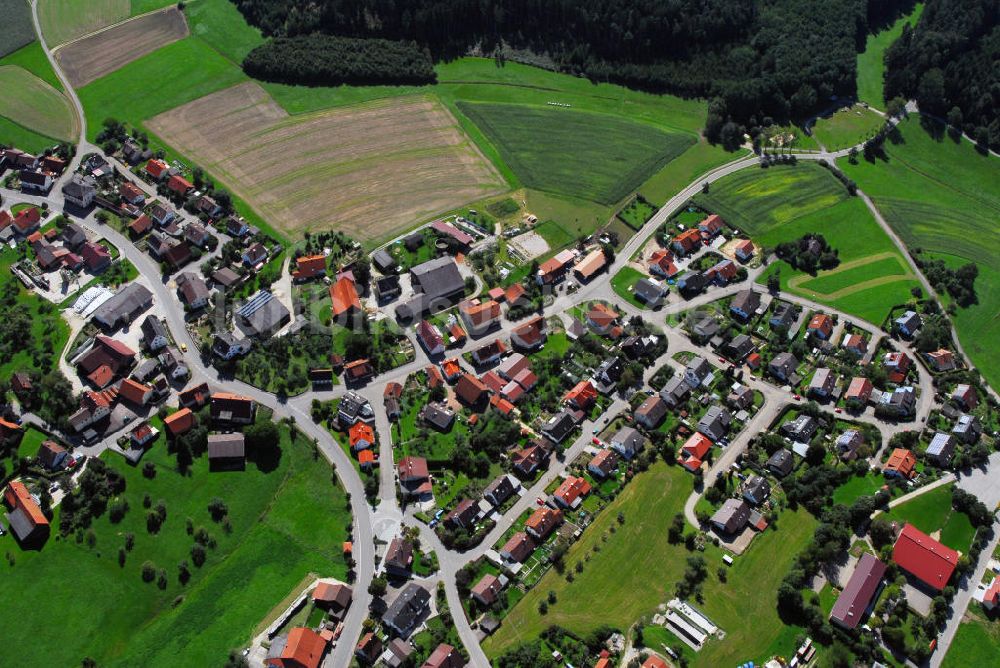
<box><xmin>0</xmin><ymin>424</ymin><xmax>351</xmax><ymax>668</ymax></box>
<box><xmin>610</xmin><ymin>266</ymin><xmax>650</xmax><ymax>309</ymax></box>
<box><xmin>0</xmin><ymin>65</ymin><xmax>77</xmax><ymax>143</ymax></box>
<box><xmin>184</xmin><ymin>0</ymin><xmax>264</xmax><ymax>65</ymax></box>
<box><xmin>856</xmin><ymin>4</ymin><xmax>925</xmax><ymax>107</ymax></box>
<box><xmin>693</xmin><ymin>163</ymin><xmax>919</xmax><ymax>324</ymax></box>
<box><xmin>38</xmin><ymin>0</ymin><xmax>130</xmax><ymax>47</ymax></box>
<box><xmin>525</xmin><ymin>190</ymin><xmax>611</xmax><ymax>247</ymax></box>
<box><xmin>942</xmin><ymin>606</ymin><xmax>1000</xmax><ymax>668</ymax></box>
<box><xmin>617</xmin><ymin>197</ymin><xmax>658</xmax><ymax>230</ymax></box>
<box><xmin>0</xmin><ymin>115</ymin><xmax>59</xmax><ymax>154</ymax></box>
<box><xmin>484</xmin><ymin>462</ymin><xmax>818</xmax><ymax>667</ymax></box>
<box><xmin>457</xmin><ymin>101</ymin><xmax>695</xmax><ymax>206</ymax></box>
<box><xmin>810</xmin><ymin>105</ymin><xmax>886</xmax><ymax>152</ymax></box>
<box><xmin>833</xmin><ymin>472</ymin><xmax>887</xmax><ymax>506</ymax></box>
<box><xmin>841</xmin><ymin>115</ymin><xmax>1000</xmax><ymax>390</ymax></box>
<box><xmin>16</xmin><ymin>424</ymin><xmax>51</xmax><ymax>459</ymax></box>
<box><xmin>78</xmin><ymin>36</ymin><xmax>248</xmax><ymax>143</ymax></box>
<box><xmin>884</xmin><ymin>483</ymin><xmax>976</xmax><ymax>552</ymax></box>
<box><xmin>0</xmin><ymin>246</ymin><xmax>71</xmax><ymax>381</ymax></box>
<box><xmin>0</xmin><ymin>41</ymin><xmax>64</xmax><ymax>90</ymax></box>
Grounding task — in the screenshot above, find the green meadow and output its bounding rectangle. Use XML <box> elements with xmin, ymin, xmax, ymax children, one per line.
<box><xmin>856</xmin><ymin>3</ymin><xmax>925</xmax><ymax>107</ymax></box>
<box><xmin>693</xmin><ymin>163</ymin><xmax>919</xmax><ymax>324</ymax></box>
<box><xmin>0</xmin><ymin>426</ymin><xmax>350</xmax><ymax>667</ymax></box>
<box><xmin>841</xmin><ymin>115</ymin><xmax>1000</xmax><ymax>387</ymax></box>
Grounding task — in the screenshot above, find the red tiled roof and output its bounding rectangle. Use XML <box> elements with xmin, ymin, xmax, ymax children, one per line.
<box><xmin>118</xmin><ymin>378</ymin><xmax>151</xmax><ymax>405</ymax></box>
<box><xmin>272</xmin><ymin>627</ymin><xmax>326</xmax><ymax>668</ymax></box>
<box><xmin>845</xmin><ymin>377</ymin><xmax>873</xmax><ymax>401</ymax></box>
<box><xmin>329</xmin><ymin>276</ymin><xmax>361</xmax><ymax>316</ymax></box>
<box><xmin>554</xmin><ymin>476</ymin><xmax>591</xmax><ymax>506</ymax></box>
<box><xmin>164</xmin><ymin>408</ymin><xmax>195</xmax><ymax>435</ymax></box>
<box><xmin>884</xmin><ymin>448</ymin><xmax>916</xmax><ymax>478</ymax></box>
<box><xmin>294</xmin><ymin>254</ymin><xmax>326</xmax><ymax>279</ymax></box>
<box><xmin>564</xmin><ymin>380</ymin><xmax>597</xmax><ymax>409</ymax></box>
<box><xmin>4</xmin><ymin>480</ymin><xmax>48</xmax><ymax>527</ymax></box>
<box><xmin>145</xmin><ymin>159</ymin><xmax>168</xmax><ymax>178</ymax></box>
<box><xmin>349</xmin><ymin>422</ymin><xmax>375</xmax><ymax>449</ymax></box>
<box><xmin>129</xmin><ymin>214</ymin><xmax>152</xmax><ymax>235</ymax></box>
<box><xmin>455</xmin><ymin>373</ymin><xmax>488</xmax><ymax>405</ymax></box>
<box><xmin>167</xmin><ymin>174</ymin><xmax>193</xmax><ymax>194</ymax></box>
<box><xmin>893</xmin><ymin>523</ymin><xmax>958</xmax><ymax>591</ymax></box>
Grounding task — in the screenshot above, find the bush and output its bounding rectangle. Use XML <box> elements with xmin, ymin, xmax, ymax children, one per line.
<box><xmin>141</xmin><ymin>561</ymin><xmax>156</xmax><ymax>582</ymax></box>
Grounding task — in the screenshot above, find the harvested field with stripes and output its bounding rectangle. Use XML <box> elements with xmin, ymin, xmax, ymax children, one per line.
<box><xmin>55</xmin><ymin>6</ymin><xmax>188</xmax><ymax>87</ymax></box>
<box><xmin>147</xmin><ymin>82</ymin><xmax>505</xmax><ymax>243</ymax></box>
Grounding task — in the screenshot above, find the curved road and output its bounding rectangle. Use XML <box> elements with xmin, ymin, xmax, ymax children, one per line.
<box><xmin>16</xmin><ymin>10</ymin><xmax>996</xmax><ymax>664</ymax></box>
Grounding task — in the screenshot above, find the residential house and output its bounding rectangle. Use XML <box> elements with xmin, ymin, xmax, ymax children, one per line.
<box><xmin>734</xmin><ymin>239</ymin><xmax>755</xmax><ymax>261</ymax></box>
<box><xmin>81</xmin><ymin>241</ymin><xmax>112</xmax><ymax>272</ymax></box>
<box><xmin>184</xmin><ymin>222</ymin><xmax>211</xmax><ymax>249</ymax></box>
<box><xmin>880</xmin><ymin>386</ymin><xmax>916</xmax><ymax>417</ymax></box>
<box><xmin>212</xmin><ymin>332</ymin><xmax>252</xmax><ymax>360</ymax></box>
<box><xmin>177</xmin><ymin>272</ymin><xmax>210</xmax><ymax>309</ymax></box>
<box><xmin>130</xmin><ymin>422</ymin><xmax>158</xmax><ymax>448</ymax></box>
<box><xmin>706</xmin><ymin>258</ymin><xmax>738</xmax><ymax>285</ymax></box>
<box><xmin>145</xmin><ymin>158</ymin><xmax>170</xmax><ymax>180</ymax></box>
<box><xmin>483</xmin><ymin>474</ymin><xmax>518</xmax><ymax>507</ymax></box>
<box><xmin>149</xmin><ymin>202</ymin><xmax>175</xmax><ymax>226</ymax></box>
<box><xmin>120</xmin><ymin>181</ymin><xmax>146</xmax><ymax>205</ymax></box>
<box><xmin>536</xmin><ymin>249</ymin><xmax>576</xmax><ymax>285</ymax></box>
<box><xmin>742</xmin><ymin>475</ymin><xmax>771</xmax><ymax>505</ymax></box>
<box><xmin>727</xmin><ymin>385</ymin><xmax>754</xmax><ymax>410</ymax></box>
<box><xmin>207</xmin><ymin>433</ymin><xmax>246</xmax><ymax>470</ymax></box>
<box><xmin>416</xmin><ymin>320</ymin><xmax>446</xmax><ymax>356</ymax></box>
<box><xmin>564</xmin><ymin>380</ymin><xmax>597</xmax><ymax>410</ymax></box>
<box><xmin>343</xmin><ymin>359</ymin><xmax>374</xmax><ymax>384</ymax></box>
<box><xmin>807</xmin><ymin>313</ymin><xmax>833</xmax><ymax>339</ymax></box>
<box><xmin>573</xmin><ymin>249</ymin><xmax>606</xmax><ymax>283</ymax></box>
<box><xmin>769</xmin><ymin>302</ymin><xmax>796</xmax><ymax>330</ymax></box>
<box><xmin>355</xmin><ymin>633</ymin><xmax>382</xmax><ymax>665</ymax></box>
<box><xmin>951</xmin><ymin>384</ymin><xmax>978</xmax><ymax>411</ymax></box>
<box><xmin>382</xmin><ymin>583</ymin><xmax>431</xmax><ymax>637</ymax></box>
<box><xmin>459</xmin><ymin>299</ymin><xmax>501</xmax><ymax>336</ymax></box>
<box><xmin>500</xmin><ymin>532</ymin><xmax>535</xmax><ymax>563</ymax></box>
<box><xmin>349</xmin><ymin>422</ymin><xmax>376</xmax><ymax>451</ymax></box>
<box><xmin>226</xmin><ymin>217</ymin><xmax>250</xmax><ymax>238</ymax></box>
<box><xmin>882</xmin><ymin>351</ymin><xmax>912</xmax><ymax>383</ymax></box>
<box><xmin>312</xmin><ymin>582</ymin><xmax>352</xmax><ymax>615</ymax></box>
<box><xmin>634</xmin><ymin>395</ymin><xmax>668</xmax><ymax>429</ymax></box>
<box><xmin>660</xmin><ymin>375</ymin><xmax>691</xmax><ymax>408</ymax></box>
<box><xmin>697</xmin><ymin>405</ymin><xmax>731</xmax><ymax>442</ymax></box>
<box><xmin>167</xmin><ymin>174</ymin><xmax>193</xmax><ymax>197</ymax></box>
<box><xmin>677</xmin><ymin>271</ymin><xmax>708</xmax><ymax>295</ymax></box>
<box><xmin>4</xmin><ymin>480</ymin><xmax>50</xmax><ymax>545</ymax></box>
<box><xmin>238</xmin><ymin>291</ymin><xmax>290</xmax><ymax>337</ymax></box>
<box><xmin>178</xmin><ymin>382</ymin><xmax>210</xmax><ymax>409</ymax></box>
<box><xmin>374</xmin><ymin>274</ymin><xmax>401</xmax><ymax>302</ymax></box>
<box><xmin>730</xmin><ymin>289</ymin><xmax>760</xmax><ymax>320</ymax></box>
<box><xmin>471</xmin><ymin>338</ymin><xmax>507</xmax><ymax>366</ymax></box>
<box><xmin>648</xmin><ymin>248</ymin><xmax>679</xmax><ymax>278</ymax></box>
<box><xmin>710</xmin><ymin>498</ymin><xmax>751</xmax><ymax>535</ymax></box>
<box><xmin>678</xmin><ymin>432</ymin><xmax>712</xmax><ymax>471</ymax></box>
<box><xmin>836</xmin><ymin>430</ymin><xmax>865</xmax><ymax>461</ymax></box>
<box><xmin>894</xmin><ymin>310</ymin><xmax>922</xmax><ymax>337</ymax></box>
<box><xmin>422</xmin><ymin>644</ymin><xmax>462</xmax><ymax>668</ymax></box>
<box><xmin>446</xmin><ymin>499</ymin><xmax>477</xmax><ymax>530</ymax></box>
<box><xmin>118</xmin><ymin>378</ymin><xmax>153</xmax><ymax>406</ymax></box>
<box><xmin>842</xmin><ymin>333</ymin><xmax>868</xmax><ymax>357</ymax></box>
<box><xmin>62</xmin><ymin>174</ymin><xmax>96</xmax><ymax>208</ymax></box>
<box><xmin>329</xmin><ymin>276</ymin><xmax>362</xmax><ymax>319</ymax></box>
<box><xmin>925</xmin><ymin>433</ymin><xmax>955</xmax><ymax>466</ymax></box>
<box><xmin>883</xmin><ymin>448</ymin><xmax>917</xmax><ymax>479</ymax></box>
<box><xmin>157</xmin><ymin>346</ymin><xmax>189</xmax><ymax>380</ymax></box>
<box><xmin>684</xmin><ymin>356</ymin><xmax>713</xmax><ymax>389</ymax></box>
<box><xmin>512</xmin><ymin>441</ymin><xmax>551</xmax><ymax>476</ymax></box>
<box><xmin>698</xmin><ymin>213</ymin><xmax>725</xmax><ymax>237</ymax></box>
<box><xmin>497</xmin><ymin>353</ymin><xmax>530</xmax><ymax>380</ymax></box>
<box><xmin>766</xmin><ymin>449</ymin><xmax>794</xmax><ymax>477</ymax></box>
<box><xmin>952</xmin><ymin>414</ymin><xmax>982</xmax><ymax>444</ymax></box>
<box><xmin>585</xmin><ymin>303</ymin><xmax>619</xmax><ymax>335</ymax></box>
<box><xmin>830</xmin><ymin>553</ymin><xmax>887</xmax><ymax>630</ymax></box>
<box><xmin>68</xmin><ymin>390</ymin><xmax>114</xmax><ymax>432</ymax></box>
<box><xmin>19</xmin><ymin>169</ymin><xmax>53</xmax><ymax>194</ymax></box>
<box><xmin>510</xmin><ymin>316</ymin><xmax>546</xmax><ymax>350</ymax></box>
<box><xmin>609</xmin><ymin>426</ymin><xmax>644</xmax><ymax>460</ymax></box>
<box><xmin>633</xmin><ymin>278</ymin><xmax>668</xmax><ymax>307</ymax></box>
<box><xmin>211</xmin><ymin>267</ymin><xmax>241</xmax><ymax>291</ymax></box>
<box><xmin>455</xmin><ymin>373</ymin><xmax>488</xmax><ymax>407</ymax></box>
<box><xmin>164</xmin><ymin>407</ymin><xmax>195</xmax><ymax>436</ymax></box>
<box><xmin>37</xmin><ymin>440</ymin><xmax>68</xmax><ymax>470</ymax></box>
<box><xmin>419</xmin><ymin>403</ymin><xmax>455</xmax><ymax>432</ymax></box>
<box><xmin>588</xmin><ymin>448</ymin><xmax>619</xmax><ymax>478</ymax></box>
<box><xmin>384</xmin><ymin>537</ymin><xmax>414</xmax><ymax>577</ymax></box>
<box><xmin>893</xmin><ymin>523</ymin><xmax>957</xmax><ymax>591</ymax></box>
<box><xmin>723</xmin><ymin>334</ymin><xmax>754</xmax><ymax>362</ymax></box>
<box><xmin>844</xmin><ymin>377</ymin><xmax>874</xmax><ymax>405</ymax></box>
<box><xmin>782</xmin><ymin>415</ymin><xmax>817</xmax><ymax>444</ymax></box>
<box><xmin>471</xmin><ymin>574</ymin><xmax>505</xmax><ymax>607</ymax></box>
<box><xmin>525</xmin><ymin>506</ymin><xmax>563</xmax><ymax>540</ymax></box>
<box><xmin>396</xmin><ymin>256</ymin><xmax>465</xmax><ymax>320</ymax></box>
<box><xmin>593</xmin><ymin>356</ymin><xmax>624</xmax><ymax>390</ymax></box>
<box><xmin>210</xmin><ymin>392</ymin><xmax>256</xmax><ymax>425</ymax></box>
<box><xmin>242</xmin><ymin>242</ymin><xmax>268</xmax><ymax>268</ymax></box>
<box><xmin>808</xmin><ymin>368</ymin><xmax>836</xmax><ymax>399</ymax></box>
<box><xmin>768</xmin><ymin>352</ymin><xmax>798</xmax><ymax>383</ymax></box>
<box><xmin>397</xmin><ymin>456</ymin><xmax>432</xmax><ymax>498</ymax></box>
<box><xmin>338</xmin><ymin>391</ymin><xmax>374</xmax><ymax>425</ymax></box>
<box><xmin>926</xmin><ymin>349</ymin><xmax>956</xmax><ymax>372</ymax></box>
<box><xmin>671</xmin><ymin>228</ymin><xmax>702</xmax><ymax>256</ymax></box>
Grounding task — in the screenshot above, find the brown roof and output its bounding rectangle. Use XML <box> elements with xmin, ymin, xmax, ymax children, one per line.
<box><xmin>207</xmin><ymin>433</ymin><xmax>245</xmax><ymax>459</ymax></box>
<box><xmin>455</xmin><ymin>373</ymin><xmax>488</xmax><ymax>406</ymax></box>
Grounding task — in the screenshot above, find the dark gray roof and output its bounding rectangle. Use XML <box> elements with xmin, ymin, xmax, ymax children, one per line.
<box><xmin>238</xmin><ymin>293</ymin><xmax>289</xmax><ymax>336</ymax></box>
<box><xmin>373</xmin><ymin>248</ymin><xmax>395</xmax><ymax>272</ymax></box>
<box><xmin>409</xmin><ymin>256</ymin><xmax>464</xmax><ymax>299</ymax></box>
<box><xmin>420</xmin><ymin>403</ymin><xmax>455</xmax><ymax>431</ymax></box>
<box><xmin>93</xmin><ymin>283</ymin><xmax>153</xmax><ymax>328</ymax></box>
<box><xmin>633</xmin><ymin>278</ymin><xmax>666</xmax><ymax>303</ymax></box>
<box><xmin>730</xmin><ymin>289</ymin><xmax>760</xmax><ymax>315</ymax></box>
<box><xmin>208</xmin><ymin>433</ymin><xmax>245</xmax><ymax>459</ymax></box>
<box><xmin>484</xmin><ymin>475</ymin><xmax>516</xmax><ymax>505</ymax></box>
<box><xmin>383</xmin><ymin>583</ymin><xmax>430</xmax><ymax>636</ymax></box>
<box><xmin>767</xmin><ymin>448</ymin><xmax>794</xmax><ymax>476</ymax></box>
<box><xmin>542</xmin><ymin>409</ymin><xmax>577</xmax><ymax>443</ymax></box>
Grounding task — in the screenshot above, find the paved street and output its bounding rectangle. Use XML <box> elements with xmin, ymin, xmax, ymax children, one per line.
<box><xmin>7</xmin><ymin>11</ymin><xmax>998</xmax><ymax>664</ymax></box>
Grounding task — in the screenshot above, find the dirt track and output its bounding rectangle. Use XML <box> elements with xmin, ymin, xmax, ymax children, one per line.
<box><xmin>147</xmin><ymin>82</ymin><xmax>506</xmax><ymax>242</ymax></box>
<box><xmin>55</xmin><ymin>7</ymin><xmax>188</xmax><ymax>87</ymax></box>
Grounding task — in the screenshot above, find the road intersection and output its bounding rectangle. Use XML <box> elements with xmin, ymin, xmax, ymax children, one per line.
<box><xmin>10</xmin><ymin>9</ymin><xmax>997</xmax><ymax>663</ymax></box>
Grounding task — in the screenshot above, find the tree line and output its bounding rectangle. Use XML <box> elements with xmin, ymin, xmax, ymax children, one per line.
<box><xmin>884</xmin><ymin>0</ymin><xmax>1000</xmax><ymax>151</ymax></box>
<box><xmin>233</xmin><ymin>0</ymin><xmax>918</xmax><ymax>135</ymax></box>
<box><xmin>242</xmin><ymin>35</ymin><xmax>436</xmax><ymax>86</ymax></box>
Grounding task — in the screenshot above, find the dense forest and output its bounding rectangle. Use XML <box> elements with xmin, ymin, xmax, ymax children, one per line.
<box><xmin>233</xmin><ymin>0</ymin><xmax>917</xmax><ymax>137</ymax></box>
<box><xmin>243</xmin><ymin>35</ymin><xmax>436</xmax><ymax>86</ymax></box>
<box><xmin>884</xmin><ymin>0</ymin><xmax>1000</xmax><ymax>150</ymax></box>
